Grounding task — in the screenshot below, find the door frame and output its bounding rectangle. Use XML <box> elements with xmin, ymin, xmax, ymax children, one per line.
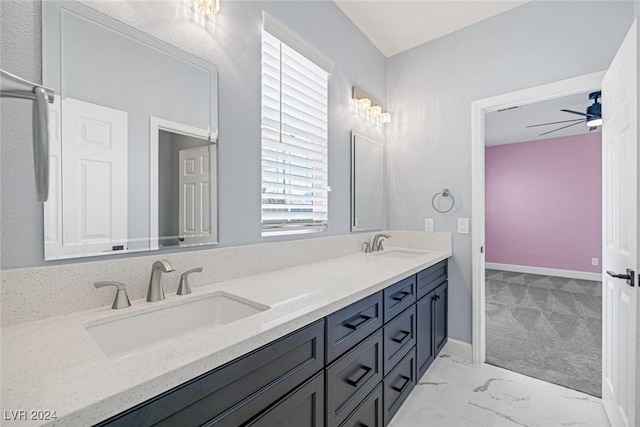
<box><xmin>149</xmin><ymin>116</ymin><xmax>212</xmax><ymax>250</ymax></box>
<box><xmin>470</xmin><ymin>71</ymin><xmax>605</xmax><ymax>364</ymax></box>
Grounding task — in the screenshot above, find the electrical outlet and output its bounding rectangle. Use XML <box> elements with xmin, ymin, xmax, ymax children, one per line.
<box><xmin>424</xmin><ymin>218</ymin><xmax>434</xmax><ymax>232</ymax></box>
<box><xmin>457</xmin><ymin>218</ymin><xmax>469</xmax><ymax>234</ymax></box>
<box><xmin>592</xmin><ymin>258</ymin><xmax>599</xmax><ymax>266</ymax></box>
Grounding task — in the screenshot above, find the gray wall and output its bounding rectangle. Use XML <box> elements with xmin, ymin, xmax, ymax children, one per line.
<box><xmin>386</xmin><ymin>0</ymin><xmax>634</xmax><ymax>343</ymax></box>
<box><xmin>0</xmin><ymin>0</ymin><xmax>386</xmax><ymax>268</ymax></box>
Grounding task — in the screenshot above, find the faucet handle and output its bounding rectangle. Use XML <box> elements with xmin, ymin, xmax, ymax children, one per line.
<box><xmin>177</xmin><ymin>268</ymin><xmax>203</xmax><ymax>295</ymax></box>
<box><xmin>363</xmin><ymin>242</ymin><xmax>372</xmax><ymax>253</ymax></box>
<box><xmin>94</xmin><ymin>281</ymin><xmax>131</xmax><ymax>309</ymax></box>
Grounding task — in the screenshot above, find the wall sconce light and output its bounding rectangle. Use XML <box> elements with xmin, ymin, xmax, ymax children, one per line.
<box><xmin>197</xmin><ymin>0</ymin><xmax>220</xmax><ymax>15</ymax></box>
<box><xmin>352</xmin><ymin>86</ymin><xmax>391</xmax><ymax>125</ymax></box>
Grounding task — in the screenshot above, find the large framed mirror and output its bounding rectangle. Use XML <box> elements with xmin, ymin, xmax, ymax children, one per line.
<box><xmin>351</xmin><ymin>131</ymin><xmax>384</xmax><ymax>232</ymax></box>
<box><xmin>42</xmin><ymin>1</ymin><xmax>219</xmax><ymax>260</ymax></box>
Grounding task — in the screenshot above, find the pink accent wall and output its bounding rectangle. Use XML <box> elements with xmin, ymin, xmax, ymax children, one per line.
<box><xmin>485</xmin><ymin>133</ymin><xmax>602</xmax><ymax>273</ymax></box>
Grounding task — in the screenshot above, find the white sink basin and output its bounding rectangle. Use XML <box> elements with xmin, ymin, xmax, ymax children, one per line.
<box><xmin>374</xmin><ymin>249</ymin><xmax>429</xmax><ymax>259</ymax></box>
<box><xmin>85</xmin><ymin>292</ymin><xmax>269</xmax><ymax>359</ymax></box>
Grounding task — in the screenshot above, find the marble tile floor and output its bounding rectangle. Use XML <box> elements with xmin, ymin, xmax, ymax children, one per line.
<box><xmin>388</xmin><ymin>353</ymin><xmax>609</xmax><ymax>427</ymax></box>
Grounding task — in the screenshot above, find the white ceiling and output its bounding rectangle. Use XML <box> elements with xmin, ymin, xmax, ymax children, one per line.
<box><xmin>485</xmin><ymin>91</ymin><xmax>601</xmax><ymax>146</ymax></box>
<box><xmin>333</xmin><ymin>0</ymin><xmax>530</xmax><ymax>57</ymax></box>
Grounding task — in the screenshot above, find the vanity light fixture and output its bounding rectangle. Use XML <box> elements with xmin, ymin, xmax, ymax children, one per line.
<box><xmin>197</xmin><ymin>0</ymin><xmax>220</xmax><ymax>15</ymax></box>
<box><xmin>352</xmin><ymin>86</ymin><xmax>390</xmax><ymax>125</ymax></box>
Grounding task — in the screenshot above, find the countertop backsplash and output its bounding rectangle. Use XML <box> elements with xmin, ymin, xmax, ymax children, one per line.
<box><xmin>0</xmin><ymin>231</ymin><xmax>452</xmax><ymax>327</ymax></box>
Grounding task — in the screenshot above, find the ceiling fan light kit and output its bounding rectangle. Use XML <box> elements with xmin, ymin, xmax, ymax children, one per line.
<box><xmin>527</xmin><ymin>90</ymin><xmax>603</xmax><ymax>136</ymax></box>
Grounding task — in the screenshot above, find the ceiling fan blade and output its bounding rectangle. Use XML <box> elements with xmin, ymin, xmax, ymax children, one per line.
<box><xmin>526</xmin><ymin>118</ymin><xmax>584</xmax><ymax>128</ymax></box>
<box><xmin>560</xmin><ymin>109</ymin><xmax>591</xmax><ymax>118</ymax></box>
<box><xmin>539</xmin><ymin>120</ymin><xmax>584</xmax><ymax>136</ymax></box>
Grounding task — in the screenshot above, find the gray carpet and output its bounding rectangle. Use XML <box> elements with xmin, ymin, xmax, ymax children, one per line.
<box><xmin>485</xmin><ymin>269</ymin><xmax>602</xmax><ymax>397</ymax></box>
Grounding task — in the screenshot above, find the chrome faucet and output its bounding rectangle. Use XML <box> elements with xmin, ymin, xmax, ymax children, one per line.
<box><xmin>147</xmin><ymin>259</ymin><xmax>175</xmax><ymax>302</ymax></box>
<box><xmin>371</xmin><ymin>233</ymin><xmax>391</xmax><ymax>252</ymax></box>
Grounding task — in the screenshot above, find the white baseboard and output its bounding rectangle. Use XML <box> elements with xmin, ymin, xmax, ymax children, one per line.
<box><xmin>442</xmin><ymin>338</ymin><xmax>473</xmax><ymax>361</ymax></box>
<box><xmin>485</xmin><ymin>262</ymin><xmax>602</xmax><ymax>282</ymax></box>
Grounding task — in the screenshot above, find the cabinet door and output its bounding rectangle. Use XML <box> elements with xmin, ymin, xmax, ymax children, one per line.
<box><xmin>242</xmin><ymin>372</ymin><xmax>324</xmax><ymax>427</ymax></box>
<box><xmin>434</xmin><ymin>281</ymin><xmax>448</xmax><ymax>355</ymax></box>
<box><xmin>416</xmin><ymin>291</ymin><xmax>435</xmax><ymax>380</ymax></box>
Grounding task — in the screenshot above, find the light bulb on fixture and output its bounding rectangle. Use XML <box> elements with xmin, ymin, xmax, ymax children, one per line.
<box><xmin>380</xmin><ymin>112</ymin><xmax>391</xmax><ymax>124</ymax></box>
<box><xmin>587</xmin><ymin>116</ymin><xmax>602</xmax><ymax>127</ymax></box>
<box><xmin>369</xmin><ymin>105</ymin><xmax>382</xmax><ymax>118</ymax></box>
<box><xmin>197</xmin><ymin>0</ymin><xmax>220</xmax><ymax>15</ymax></box>
<box><xmin>358</xmin><ymin>97</ymin><xmax>372</xmax><ymax>111</ymax></box>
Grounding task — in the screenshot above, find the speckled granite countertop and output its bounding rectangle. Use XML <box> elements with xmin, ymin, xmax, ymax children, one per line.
<box><xmin>1</xmin><ymin>248</ymin><xmax>451</xmax><ymax>426</ymax></box>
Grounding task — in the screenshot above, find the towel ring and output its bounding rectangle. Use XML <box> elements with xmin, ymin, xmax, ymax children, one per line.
<box><xmin>432</xmin><ymin>189</ymin><xmax>455</xmax><ymax>214</ymax></box>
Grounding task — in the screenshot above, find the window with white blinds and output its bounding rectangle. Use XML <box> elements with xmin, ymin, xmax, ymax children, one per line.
<box><xmin>261</xmin><ymin>24</ymin><xmax>331</xmax><ymax>235</ymax></box>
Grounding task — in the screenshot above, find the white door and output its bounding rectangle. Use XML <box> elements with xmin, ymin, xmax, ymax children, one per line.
<box><xmin>179</xmin><ymin>145</ymin><xmax>211</xmax><ymax>246</ymax></box>
<box><xmin>601</xmin><ymin>20</ymin><xmax>638</xmax><ymax>427</ymax></box>
<box><xmin>61</xmin><ymin>98</ymin><xmax>128</xmax><ymax>256</ymax></box>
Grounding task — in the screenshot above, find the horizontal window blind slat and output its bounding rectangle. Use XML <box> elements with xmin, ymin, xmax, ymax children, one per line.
<box><xmin>262</xmin><ymin>133</ymin><xmax>327</xmax><ymax>158</ymax></box>
<box><xmin>262</xmin><ymin>158</ymin><xmax>327</xmax><ymax>178</ymax></box>
<box><xmin>262</xmin><ymin>212</ymin><xmax>327</xmax><ymax>221</ymax></box>
<box><xmin>262</xmin><ymin>181</ymin><xmax>328</xmax><ymax>194</ymax></box>
<box><xmin>261</xmin><ymin>147</ymin><xmax>327</xmax><ymax>169</ymax></box>
<box><xmin>262</xmin><ymin>170</ymin><xmax>326</xmax><ymax>186</ymax></box>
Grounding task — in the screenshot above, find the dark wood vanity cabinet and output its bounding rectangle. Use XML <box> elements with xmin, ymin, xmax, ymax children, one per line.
<box><xmin>97</xmin><ymin>259</ymin><xmax>449</xmax><ymax>427</ymax></box>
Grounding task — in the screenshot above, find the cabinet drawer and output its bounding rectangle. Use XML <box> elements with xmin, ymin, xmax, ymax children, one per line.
<box><xmin>241</xmin><ymin>372</ymin><xmax>324</xmax><ymax>427</ymax></box>
<box><xmin>383</xmin><ymin>347</ymin><xmax>416</xmax><ymax>426</ymax></box>
<box><xmin>338</xmin><ymin>383</ymin><xmax>383</xmax><ymax>427</ymax></box>
<box><xmin>416</xmin><ymin>260</ymin><xmax>447</xmax><ymax>300</ymax></box>
<box><xmin>97</xmin><ymin>320</ymin><xmax>324</xmax><ymax>427</ymax></box>
<box><xmin>326</xmin><ymin>291</ymin><xmax>383</xmax><ymax>363</ymax></box>
<box><xmin>326</xmin><ymin>329</ymin><xmax>384</xmax><ymax>427</ymax></box>
<box><xmin>383</xmin><ymin>276</ymin><xmax>416</xmax><ymax>322</ymax></box>
<box><xmin>383</xmin><ymin>305</ymin><xmax>416</xmax><ymax>376</ymax></box>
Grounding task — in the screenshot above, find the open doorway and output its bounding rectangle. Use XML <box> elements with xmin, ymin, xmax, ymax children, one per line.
<box><xmin>483</xmin><ymin>91</ymin><xmax>602</xmax><ymax>396</ymax></box>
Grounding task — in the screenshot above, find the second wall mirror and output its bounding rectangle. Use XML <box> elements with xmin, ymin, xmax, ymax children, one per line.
<box><xmin>351</xmin><ymin>131</ymin><xmax>384</xmax><ymax>232</ymax></box>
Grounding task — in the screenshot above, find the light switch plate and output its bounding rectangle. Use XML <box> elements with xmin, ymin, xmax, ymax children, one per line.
<box><xmin>457</xmin><ymin>218</ymin><xmax>469</xmax><ymax>234</ymax></box>
<box><xmin>424</xmin><ymin>218</ymin><xmax>434</xmax><ymax>232</ymax></box>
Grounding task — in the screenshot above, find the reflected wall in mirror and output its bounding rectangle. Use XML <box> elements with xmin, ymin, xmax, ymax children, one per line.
<box><xmin>351</xmin><ymin>131</ymin><xmax>384</xmax><ymax>232</ymax></box>
<box><xmin>42</xmin><ymin>1</ymin><xmax>218</xmax><ymax>260</ymax></box>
